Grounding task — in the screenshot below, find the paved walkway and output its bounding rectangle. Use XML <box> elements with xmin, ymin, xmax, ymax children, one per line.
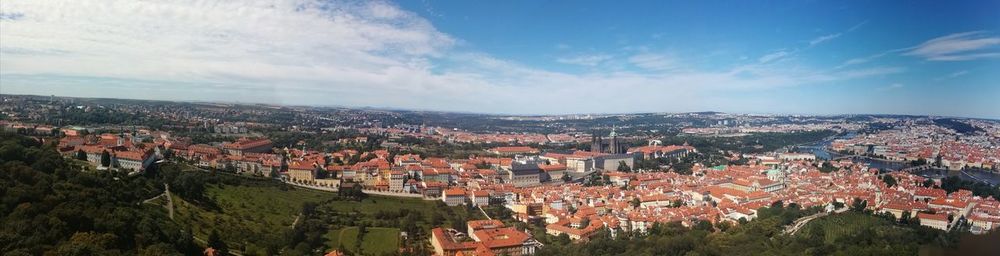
<box><xmin>784</xmin><ymin>208</ymin><xmax>848</xmax><ymax>235</ymax></box>
<box><xmin>141</xmin><ymin>183</ymin><xmax>174</xmax><ymax>220</ymax></box>
<box><xmin>478</xmin><ymin>206</ymin><xmax>492</xmax><ymax>220</ymax></box>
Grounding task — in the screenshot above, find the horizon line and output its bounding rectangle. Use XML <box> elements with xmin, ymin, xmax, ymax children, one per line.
<box><xmin>3</xmin><ymin>92</ymin><xmax>997</xmax><ymax>121</ymax></box>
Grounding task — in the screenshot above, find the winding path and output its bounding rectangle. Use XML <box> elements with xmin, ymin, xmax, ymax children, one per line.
<box><xmin>141</xmin><ymin>183</ymin><xmax>174</xmax><ymax>220</ymax></box>
<box><xmin>784</xmin><ymin>208</ymin><xmax>848</xmax><ymax>235</ymax></box>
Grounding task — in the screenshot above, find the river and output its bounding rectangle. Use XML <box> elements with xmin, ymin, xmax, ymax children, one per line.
<box><xmin>792</xmin><ymin>131</ymin><xmax>1000</xmax><ymax>185</ymax></box>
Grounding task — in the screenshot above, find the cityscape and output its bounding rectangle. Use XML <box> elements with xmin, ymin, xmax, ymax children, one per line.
<box><xmin>2</xmin><ymin>1</ymin><xmax>1000</xmax><ymax>256</ymax></box>
<box><xmin>1</xmin><ymin>94</ymin><xmax>998</xmax><ymax>255</ymax></box>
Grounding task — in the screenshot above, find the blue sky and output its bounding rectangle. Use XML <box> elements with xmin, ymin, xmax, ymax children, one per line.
<box><xmin>1</xmin><ymin>0</ymin><xmax>999</xmax><ymax>118</ymax></box>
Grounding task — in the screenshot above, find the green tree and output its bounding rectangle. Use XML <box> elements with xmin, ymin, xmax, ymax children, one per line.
<box><xmin>631</xmin><ymin>197</ymin><xmax>641</xmax><ymax>209</ymax></box>
<box><xmin>555</xmin><ymin>233</ymin><xmax>571</xmax><ymax>245</ymax></box>
<box><xmin>207</xmin><ymin>229</ymin><xmax>229</xmax><ymax>256</ymax></box>
<box><xmin>617</xmin><ymin>161</ymin><xmax>631</xmax><ymax>172</ymax></box>
<box><xmin>833</xmin><ymin>201</ymin><xmax>845</xmax><ymax>209</ymax></box>
<box><xmin>850</xmin><ymin>198</ymin><xmax>867</xmax><ymax>212</ymax></box>
<box><xmin>672</xmin><ymin>199</ymin><xmax>685</xmax><ymax>208</ymax></box>
<box><xmin>431</xmin><ymin>211</ymin><xmax>444</xmax><ymax>226</ymax></box>
<box><xmin>100</xmin><ymin>150</ymin><xmax>111</xmax><ymax>167</ymax></box>
<box><xmin>882</xmin><ymin>175</ymin><xmax>897</xmax><ymax>187</ymax></box>
<box><xmin>75</xmin><ymin>149</ymin><xmax>87</xmax><ymax>161</ymax></box>
<box><xmin>900</xmin><ymin>211</ymin><xmax>912</xmax><ymax>224</ymax></box>
<box><xmin>451</xmin><ymin>216</ymin><xmax>466</xmax><ymax>231</ymax></box>
<box><xmin>52</xmin><ymin>232</ymin><xmax>117</xmax><ymax>255</ymax></box>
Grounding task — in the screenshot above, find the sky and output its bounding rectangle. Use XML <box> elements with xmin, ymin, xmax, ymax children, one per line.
<box><xmin>1</xmin><ymin>0</ymin><xmax>999</xmax><ymax>118</ymax></box>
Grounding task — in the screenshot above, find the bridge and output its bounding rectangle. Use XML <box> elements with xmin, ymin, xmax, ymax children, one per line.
<box><xmin>899</xmin><ymin>164</ymin><xmax>932</xmax><ymax>173</ymax></box>
<box><xmin>830</xmin><ymin>154</ymin><xmax>905</xmax><ymax>163</ymax></box>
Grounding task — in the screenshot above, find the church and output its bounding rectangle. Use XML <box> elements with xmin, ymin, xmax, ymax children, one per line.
<box><xmin>591</xmin><ymin>128</ymin><xmax>626</xmax><ymax>154</ymax></box>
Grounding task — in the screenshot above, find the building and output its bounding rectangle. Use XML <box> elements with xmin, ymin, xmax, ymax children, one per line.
<box><xmin>723</xmin><ymin>178</ymin><xmax>785</xmax><ymax>193</ymax></box>
<box><xmin>917</xmin><ymin>212</ymin><xmax>950</xmax><ymax>230</ymax></box>
<box><xmin>470</xmin><ymin>190</ymin><xmax>491</xmax><ymax>206</ymax></box>
<box><xmin>627</xmin><ymin>145</ymin><xmax>696</xmax><ymax>160</ymax></box>
<box><xmin>443</xmin><ymin>188</ymin><xmax>467</xmax><ymax>206</ymax></box>
<box><xmin>431</xmin><ymin>221</ymin><xmax>541</xmax><ymax>256</ymax></box>
<box><xmin>489</xmin><ymin>146</ymin><xmax>540</xmax><ymax>156</ymax></box>
<box><xmin>778</xmin><ymin>153</ymin><xmax>816</xmax><ymax>161</ymax></box>
<box><xmin>969</xmin><ymin>214</ymin><xmax>999</xmax><ymax>234</ymax></box>
<box><xmin>591</xmin><ymin>129</ymin><xmax>626</xmax><ymax>154</ymax></box>
<box><xmin>539</xmin><ymin>164</ymin><xmax>566</xmax><ymax>182</ymax></box>
<box><xmin>565</xmin><ymin>155</ymin><xmax>595</xmax><ymax>173</ymax></box>
<box><xmin>594</xmin><ymin>154</ymin><xmax>635</xmax><ymax>171</ymax></box>
<box><xmin>389</xmin><ymin>170</ymin><xmax>405</xmax><ymax>192</ymax></box>
<box><xmin>509</xmin><ymin>163</ymin><xmax>542</xmax><ymax>187</ymax></box>
<box><xmin>288</xmin><ymin>162</ymin><xmax>317</xmax><ymax>184</ymax></box>
<box><xmin>115</xmin><ymin>150</ymin><xmax>152</xmax><ymax>172</ymax></box>
<box><xmin>223</xmin><ymin>137</ymin><xmax>273</xmax><ymax>155</ymax></box>
<box><xmin>79</xmin><ymin>145</ymin><xmax>108</xmax><ymax>166</ymax></box>
<box><xmin>545</xmin><ymin>218</ymin><xmax>603</xmax><ymax>241</ymax></box>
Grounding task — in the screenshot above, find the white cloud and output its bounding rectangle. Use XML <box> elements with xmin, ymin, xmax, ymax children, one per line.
<box><xmin>627</xmin><ymin>53</ymin><xmax>676</xmax><ymax>71</ymax></box>
<box><xmin>847</xmin><ymin>20</ymin><xmax>868</xmax><ymax>32</ymax></box>
<box><xmin>809</xmin><ymin>33</ymin><xmax>841</xmax><ymax>46</ymax></box>
<box><xmin>880</xmin><ymin>83</ymin><xmax>904</xmax><ymax>91</ymax></box>
<box><xmin>556</xmin><ymin>54</ymin><xmax>612</xmax><ymax>66</ymax></box>
<box><xmin>904</xmin><ymin>31</ymin><xmax>1000</xmax><ymax>61</ymax></box>
<box><xmin>758</xmin><ymin>50</ymin><xmax>789</xmax><ymax>63</ymax></box>
<box><xmin>0</xmin><ymin>0</ymin><xmax>912</xmax><ymax>115</ymax></box>
<box><xmin>949</xmin><ymin>70</ymin><xmax>969</xmax><ymax>78</ymax></box>
<box><xmin>936</xmin><ymin>70</ymin><xmax>970</xmax><ymax>81</ymax></box>
<box><xmin>838</xmin><ymin>54</ymin><xmax>881</xmax><ymax>68</ymax></box>
<box><xmin>839</xmin><ymin>66</ymin><xmax>905</xmax><ymax>78</ymax></box>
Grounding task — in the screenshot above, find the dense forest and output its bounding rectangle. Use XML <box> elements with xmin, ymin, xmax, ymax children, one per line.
<box><xmin>0</xmin><ymin>132</ymin><xmax>200</xmax><ymax>255</ymax></box>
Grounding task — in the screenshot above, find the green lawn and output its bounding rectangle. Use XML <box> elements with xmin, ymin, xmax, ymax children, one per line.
<box><xmin>326</xmin><ymin>227</ymin><xmax>400</xmax><ymax>255</ymax></box>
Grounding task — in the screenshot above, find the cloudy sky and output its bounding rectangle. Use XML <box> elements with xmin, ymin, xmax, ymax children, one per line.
<box><xmin>1</xmin><ymin>0</ymin><xmax>998</xmax><ymax>118</ymax></box>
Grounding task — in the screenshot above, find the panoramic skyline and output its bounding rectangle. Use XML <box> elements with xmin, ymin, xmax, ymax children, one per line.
<box><xmin>1</xmin><ymin>0</ymin><xmax>999</xmax><ymax>118</ymax></box>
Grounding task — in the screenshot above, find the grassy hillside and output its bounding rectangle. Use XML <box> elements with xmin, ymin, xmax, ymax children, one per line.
<box><xmin>790</xmin><ymin>212</ymin><xmax>961</xmax><ymax>255</ymax></box>
<box><xmin>164</xmin><ymin>169</ymin><xmax>483</xmax><ymax>255</ymax></box>
<box><xmin>172</xmin><ymin>184</ymin><xmax>331</xmax><ymax>254</ymax></box>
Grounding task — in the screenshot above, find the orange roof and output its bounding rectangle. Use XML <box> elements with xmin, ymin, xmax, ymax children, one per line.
<box><xmin>917</xmin><ymin>212</ymin><xmax>950</xmax><ymax>222</ymax></box>
<box><xmin>473</xmin><ymin>227</ymin><xmax>530</xmax><ymax>249</ymax></box>
<box><xmin>444</xmin><ymin>188</ymin><xmax>467</xmax><ymax>197</ymax></box>
<box><xmin>467</xmin><ymin>219</ymin><xmax>504</xmax><ymax>231</ymax></box>
<box><xmin>223</xmin><ymin>137</ymin><xmax>272</xmax><ymax>150</ymax></box>
<box><xmin>538</xmin><ymin>164</ymin><xmax>567</xmax><ymax>172</ymax></box>
<box><xmin>116</xmin><ymin>150</ymin><xmax>149</xmax><ymax>161</ymax></box>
